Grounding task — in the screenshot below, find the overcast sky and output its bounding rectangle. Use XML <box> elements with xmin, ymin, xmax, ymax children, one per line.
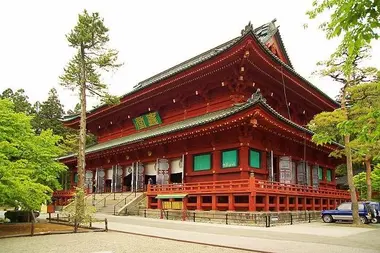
<box><xmin>1</xmin><ymin>0</ymin><xmax>379</xmax><ymax>112</ymax></box>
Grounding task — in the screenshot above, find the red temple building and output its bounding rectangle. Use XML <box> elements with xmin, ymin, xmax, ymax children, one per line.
<box><xmin>56</xmin><ymin>20</ymin><xmax>350</xmax><ymax>212</ymax></box>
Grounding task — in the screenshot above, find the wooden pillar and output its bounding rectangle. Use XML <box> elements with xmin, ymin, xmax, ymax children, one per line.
<box><xmin>212</xmin><ymin>195</ymin><xmax>217</xmax><ymax>210</ymax></box>
<box><xmin>213</xmin><ymin>150</ymin><xmax>221</xmax><ymax>181</ymax></box>
<box><xmin>158</xmin><ymin>199</ymin><xmax>163</xmax><ymax>219</ymax></box>
<box><xmin>303</xmin><ymin>197</ymin><xmax>307</xmax><ymax>210</ymax></box>
<box><xmin>275</xmin><ymin>195</ymin><xmax>280</xmax><ymax>211</ymax></box>
<box><xmin>285</xmin><ymin>196</ymin><xmax>290</xmax><ymax>211</ymax></box>
<box><xmin>196</xmin><ymin>195</ymin><xmax>202</xmax><ymax>210</ymax></box>
<box><xmin>147</xmin><ymin>196</ymin><xmax>152</xmax><ymax>209</ymax></box>
<box><xmin>249</xmin><ymin>195</ymin><xmax>256</xmax><ymax>211</ymax></box>
<box><xmin>264</xmin><ymin>194</ymin><xmax>270</xmax><ymax>211</ymax></box>
<box><xmin>327</xmin><ymin>198</ymin><xmax>331</xmax><ymax>209</ymax></box>
<box><xmin>295</xmin><ymin>196</ymin><xmax>299</xmax><ymax>210</ymax></box>
<box><xmin>331</xmin><ymin>169</ymin><xmax>336</xmax><ymax>184</ymax></box>
<box><xmin>228</xmin><ymin>194</ymin><xmax>235</xmax><ymax>211</ymax></box>
<box><xmin>323</xmin><ymin>167</ymin><xmax>327</xmax><ymax>182</ymax></box>
<box><xmin>239</xmin><ymin>146</ymin><xmax>250</xmax><ymax>178</ymax></box>
<box><xmin>249</xmin><ymin>171</ymin><xmax>256</xmax><ymax>212</ymax></box>
<box><xmin>185</xmin><ymin>153</ymin><xmax>192</xmax><ymax>175</ymax></box>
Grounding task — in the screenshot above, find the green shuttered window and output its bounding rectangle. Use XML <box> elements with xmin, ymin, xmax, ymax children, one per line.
<box><xmin>326</xmin><ymin>169</ymin><xmax>332</xmax><ymax>182</ymax></box>
<box><xmin>193</xmin><ymin>153</ymin><xmax>211</xmax><ymax>171</ymax></box>
<box><xmin>318</xmin><ymin>167</ymin><xmax>323</xmax><ymax>180</ymax></box>
<box><xmin>249</xmin><ymin>149</ymin><xmax>261</xmax><ymax>168</ymax></box>
<box><xmin>222</xmin><ymin>149</ymin><xmax>238</xmax><ymax>168</ymax></box>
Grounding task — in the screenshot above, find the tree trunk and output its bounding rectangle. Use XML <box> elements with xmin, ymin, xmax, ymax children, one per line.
<box><xmin>365</xmin><ymin>158</ymin><xmax>372</xmax><ymax>200</ymax></box>
<box><xmin>341</xmin><ymin>81</ymin><xmax>360</xmax><ymax>225</ymax></box>
<box><xmin>75</xmin><ymin>44</ymin><xmax>87</xmax><ymax>223</ymax></box>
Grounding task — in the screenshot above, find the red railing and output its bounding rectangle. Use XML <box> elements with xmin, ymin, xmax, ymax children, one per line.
<box><xmin>254</xmin><ymin>180</ymin><xmax>350</xmax><ymax>198</ymax></box>
<box><xmin>147</xmin><ymin>179</ymin><xmax>351</xmax><ymax>199</ymax></box>
<box><xmin>148</xmin><ymin>179</ymin><xmax>250</xmax><ymax>194</ymax></box>
<box><xmin>53</xmin><ymin>190</ymin><xmax>76</xmax><ymax>197</ymax></box>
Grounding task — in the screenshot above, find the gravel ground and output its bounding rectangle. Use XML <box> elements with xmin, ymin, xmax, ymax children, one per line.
<box><xmin>0</xmin><ymin>231</ymin><xmax>254</xmax><ymax>253</ymax></box>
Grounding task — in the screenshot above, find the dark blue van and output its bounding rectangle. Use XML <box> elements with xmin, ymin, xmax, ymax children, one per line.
<box><xmin>321</xmin><ymin>202</ymin><xmax>373</xmax><ymax>224</ymax></box>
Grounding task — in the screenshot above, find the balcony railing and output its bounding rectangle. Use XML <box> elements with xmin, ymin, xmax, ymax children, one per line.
<box><xmin>147</xmin><ymin>178</ymin><xmax>351</xmax><ymax>199</ymax></box>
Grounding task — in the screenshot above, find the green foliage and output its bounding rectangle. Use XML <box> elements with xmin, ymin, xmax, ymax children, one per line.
<box><xmin>32</xmin><ymin>88</ymin><xmax>66</xmax><ymax>136</ymax></box>
<box><xmin>0</xmin><ymin>99</ymin><xmax>67</xmax><ymax>211</ymax></box>
<box><xmin>60</xmin><ymin>9</ymin><xmax>122</xmax><ymax>100</ymax></box>
<box><xmin>307</xmin><ymin>0</ymin><xmax>380</xmax><ymax>75</ymax></box>
<box><xmin>59</xmin><ymin>9</ymin><xmax>121</xmax><ymax>222</ymax></box>
<box><xmin>372</xmin><ymin>166</ymin><xmax>380</xmax><ymax>194</ymax></box>
<box><xmin>309</xmin><ymin>109</ymin><xmax>345</xmax><ymax>145</ymax></box>
<box><xmin>354</xmin><ymin>166</ymin><xmax>380</xmax><ymax>200</ymax></box>
<box><xmin>0</xmin><ymin>88</ymin><xmax>34</xmax><ymax>115</ymax></box>
<box><xmin>354</xmin><ymin>172</ymin><xmax>368</xmax><ymax>199</ymax></box>
<box><xmin>62</xmin><ymin>188</ymin><xmax>95</xmax><ymax>225</ymax></box>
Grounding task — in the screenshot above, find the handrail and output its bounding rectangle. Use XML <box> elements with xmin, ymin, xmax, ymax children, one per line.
<box><xmin>95</xmin><ymin>192</ymin><xmax>113</xmax><ymax>208</ymax></box>
<box><xmin>147</xmin><ymin>179</ymin><xmax>351</xmax><ymax>198</ymax></box>
<box><xmin>113</xmin><ymin>192</ymin><xmax>134</xmax><ymax>215</ymax></box>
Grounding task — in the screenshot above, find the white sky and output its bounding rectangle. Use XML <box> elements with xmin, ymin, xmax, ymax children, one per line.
<box><xmin>1</xmin><ymin>0</ymin><xmax>379</xmax><ymax>112</ymax></box>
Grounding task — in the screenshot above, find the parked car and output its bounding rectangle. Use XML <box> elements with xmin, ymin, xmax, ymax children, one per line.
<box><xmin>321</xmin><ymin>202</ymin><xmax>373</xmax><ymax>224</ymax></box>
<box><xmin>368</xmin><ymin>201</ymin><xmax>380</xmax><ymax>223</ymax></box>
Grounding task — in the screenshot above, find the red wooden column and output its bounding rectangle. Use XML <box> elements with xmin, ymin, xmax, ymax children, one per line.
<box><xmin>212</xmin><ymin>149</ymin><xmax>221</xmax><ymax>181</ymax></box>
<box><xmin>275</xmin><ymin>195</ymin><xmax>280</xmax><ymax>211</ymax></box>
<box><xmin>295</xmin><ymin>196</ymin><xmax>299</xmax><ymax>210</ymax></box>
<box><xmin>239</xmin><ymin>145</ymin><xmax>250</xmax><ymax>178</ymax></box>
<box><xmin>196</xmin><ymin>195</ymin><xmax>202</xmax><ymax>210</ymax></box>
<box><xmin>264</xmin><ymin>194</ymin><xmax>270</xmax><ymax>211</ymax></box>
<box><xmin>212</xmin><ymin>195</ymin><xmax>217</xmax><ymax>210</ymax></box>
<box><xmin>312</xmin><ymin>197</ymin><xmax>315</xmax><ymax>210</ymax></box>
<box><xmin>158</xmin><ymin>199</ymin><xmax>163</xmax><ymax>219</ymax></box>
<box><xmin>248</xmin><ymin>172</ymin><xmax>256</xmax><ymax>211</ymax></box>
<box><xmin>302</xmin><ymin>197</ymin><xmax>307</xmax><ymax>210</ymax></box>
<box><xmin>185</xmin><ymin>153</ymin><xmax>193</xmax><ymax>176</ymax></box>
<box><xmin>331</xmin><ymin>169</ymin><xmax>336</xmax><ymax>184</ymax></box>
<box><xmin>147</xmin><ymin>196</ymin><xmax>152</xmax><ymax>209</ymax></box>
<box><xmin>228</xmin><ymin>194</ymin><xmax>235</xmax><ymax>211</ymax></box>
<box><xmin>285</xmin><ymin>196</ymin><xmax>290</xmax><ymax>211</ymax></box>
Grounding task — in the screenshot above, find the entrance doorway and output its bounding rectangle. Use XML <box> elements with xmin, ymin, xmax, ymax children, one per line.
<box><xmin>105</xmin><ymin>179</ymin><xmax>112</xmax><ymax>192</ymax></box>
<box><xmin>145</xmin><ymin>175</ymin><xmax>156</xmax><ymax>185</ymax></box>
<box><xmin>123</xmin><ymin>174</ymin><xmax>132</xmax><ymax>191</ymax></box>
<box><xmin>170</xmin><ymin>173</ymin><xmax>182</xmax><ymax>183</ymax></box>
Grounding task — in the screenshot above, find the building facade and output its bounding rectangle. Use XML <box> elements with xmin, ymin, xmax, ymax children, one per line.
<box><xmin>55</xmin><ymin>20</ymin><xmax>350</xmax><ymax>211</ymax></box>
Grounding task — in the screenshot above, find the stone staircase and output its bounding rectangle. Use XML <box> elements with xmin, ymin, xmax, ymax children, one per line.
<box><xmin>120</xmin><ymin>193</ymin><xmax>147</xmax><ymax>216</ymax></box>
<box><xmin>61</xmin><ymin>192</ymin><xmax>144</xmax><ymax>215</ymax></box>
<box><xmin>95</xmin><ymin>192</ymin><xmax>143</xmax><ymax>215</ymax></box>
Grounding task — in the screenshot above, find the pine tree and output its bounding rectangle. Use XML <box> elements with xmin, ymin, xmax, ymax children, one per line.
<box><xmin>59</xmin><ymin>10</ymin><xmax>122</xmax><ymax>222</ymax></box>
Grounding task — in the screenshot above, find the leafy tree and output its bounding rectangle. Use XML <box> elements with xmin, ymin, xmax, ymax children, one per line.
<box><xmin>307</xmin><ymin>0</ymin><xmax>380</xmax><ymax>225</ymax></box>
<box><xmin>346</xmin><ymin>81</ymin><xmax>380</xmax><ymax>200</ymax></box>
<box><xmin>59</xmin><ymin>10</ymin><xmax>122</xmax><ymax>222</ymax></box>
<box><xmin>354</xmin><ymin>166</ymin><xmax>380</xmax><ymax>201</ymax></box>
<box><xmin>32</xmin><ymin>88</ymin><xmax>66</xmax><ymax>136</ymax></box>
<box><xmin>0</xmin><ymin>99</ymin><xmax>66</xmax><ymax>211</ymax></box>
<box><xmin>1</xmin><ymin>88</ymin><xmax>34</xmax><ymax>115</ymax></box>
<box><xmin>310</xmin><ymin>48</ymin><xmax>380</xmax><ymax>201</ymax></box>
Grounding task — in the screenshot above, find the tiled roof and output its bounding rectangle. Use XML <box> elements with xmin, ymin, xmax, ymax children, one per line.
<box><xmin>62</xmin><ymin>19</ymin><xmax>339</xmax><ymax>126</ymax></box>
<box><xmin>59</xmin><ymin>91</ymin><xmax>343</xmax><ymax>161</ymax></box>
<box><xmin>133</xmin><ymin>20</ymin><xmax>279</xmax><ymax>91</ymax></box>
<box><xmin>61</xmin><ymin>20</ymin><xmax>282</xmax><ymax>123</ymax></box>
